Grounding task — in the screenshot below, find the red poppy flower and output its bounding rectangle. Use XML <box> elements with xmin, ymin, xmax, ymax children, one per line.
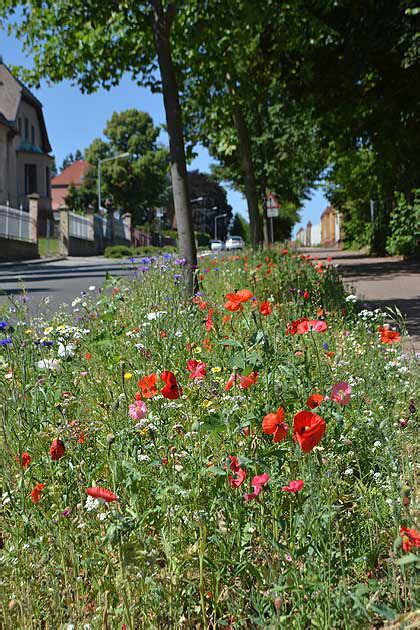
<box><xmin>86</xmin><ymin>486</ymin><xmax>118</xmax><ymax>502</ymax></box>
<box><xmin>187</xmin><ymin>359</ymin><xmax>207</xmax><ymax>382</ymax></box>
<box><xmin>378</xmin><ymin>326</ymin><xmax>401</xmax><ymax>344</ymax></box>
<box><xmin>262</xmin><ymin>407</ymin><xmax>289</xmax><ymax>443</ymax></box>
<box><xmin>306</xmin><ymin>393</ymin><xmax>325</xmax><ymax>409</ymax></box>
<box><xmin>50</xmin><ymin>438</ymin><xmax>65</xmax><ymax>461</ymax></box>
<box><xmin>244</xmin><ymin>473</ymin><xmax>270</xmax><ymax>502</ymax></box>
<box><xmin>222</xmin><ymin>315</ymin><xmax>231</xmax><ymax>325</ymax></box>
<box><xmin>30</xmin><ymin>483</ymin><xmax>45</xmax><ymax>503</ymax></box>
<box><xmin>84</xmin><ymin>353</ymin><xmax>92</xmax><ymax>360</ymax></box>
<box><xmin>137</xmin><ymin>373</ymin><xmax>158</xmax><ymax>399</ymax></box>
<box><xmin>282</xmin><ymin>479</ymin><xmax>304</xmax><ymax>493</ymax></box>
<box><xmin>286</xmin><ymin>318</ymin><xmax>307</xmax><ymax>335</ymax></box>
<box><xmin>259</xmin><ymin>301</ymin><xmax>272</xmax><ymax>316</ymax></box>
<box><xmin>18</xmin><ymin>452</ymin><xmax>31</xmax><ymax>468</ymax></box>
<box><xmin>293</xmin><ymin>410</ymin><xmax>326</xmax><ymax>453</ymax></box>
<box><xmin>400</xmin><ymin>526</ymin><xmax>420</xmax><ymax>552</ymax></box>
<box><xmin>192</xmin><ymin>296</ymin><xmax>208</xmax><ymax>311</ymax></box>
<box><xmin>161</xmin><ymin>370</ymin><xmax>183</xmax><ymax>399</ymax></box>
<box><xmin>202</xmin><ymin>337</ymin><xmax>213</xmax><ymax>351</ymax></box>
<box><xmin>227</xmin><ymin>455</ymin><xmax>247</xmax><ymax>488</ymax></box>
<box><xmin>303</xmin><ymin>291</ymin><xmax>310</xmax><ymax>299</ymax></box>
<box><xmin>296</xmin><ymin>319</ymin><xmax>327</xmax><ymax>334</ymax></box>
<box><xmin>224</xmin><ymin>289</ymin><xmax>254</xmax><ymax>312</ymax></box>
<box><xmin>225</xmin><ymin>371</ymin><xmax>258</xmax><ymax>391</ymax></box>
<box><xmin>205</xmin><ymin>308</ymin><xmax>214</xmax><ymax>332</ymax></box>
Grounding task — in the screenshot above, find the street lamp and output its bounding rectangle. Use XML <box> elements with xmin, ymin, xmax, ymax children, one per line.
<box><xmin>97</xmin><ymin>152</ymin><xmax>130</xmax><ymax>212</ymax></box>
<box><xmin>214</xmin><ymin>213</ymin><xmax>227</xmax><ymax>240</ymax></box>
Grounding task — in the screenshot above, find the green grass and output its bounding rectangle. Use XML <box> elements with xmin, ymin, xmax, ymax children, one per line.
<box><xmin>38</xmin><ymin>236</ymin><xmax>60</xmax><ymax>257</ymax></box>
<box><xmin>1</xmin><ymin>249</ymin><xmax>418</xmax><ymax>628</ymax></box>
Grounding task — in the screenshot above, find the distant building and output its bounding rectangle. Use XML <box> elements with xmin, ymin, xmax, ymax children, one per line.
<box><xmin>51</xmin><ymin>159</ymin><xmax>91</xmax><ymax>211</ymax></box>
<box><xmin>321</xmin><ymin>205</ymin><xmax>343</xmax><ymax>246</ymax></box>
<box><xmin>0</xmin><ymin>58</ymin><xmax>53</xmax><ymax>212</ymax></box>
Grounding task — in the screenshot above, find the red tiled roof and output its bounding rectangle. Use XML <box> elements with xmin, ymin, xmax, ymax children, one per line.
<box><xmin>51</xmin><ymin>160</ymin><xmax>91</xmax><ymax>187</ymax></box>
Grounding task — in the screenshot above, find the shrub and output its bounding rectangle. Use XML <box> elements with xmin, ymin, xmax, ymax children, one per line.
<box><xmin>386</xmin><ymin>190</ymin><xmax>420</xmax><ymax>258</ymax></box>
<box><xmin>104</xmin><ymin>245</ymin><xmax>132</xmax><ymax>258</ymax></box>
<box><xmin>194</xmin><ymin>231</ymin><xmax>211</xmax><ymax>247</ymax></box>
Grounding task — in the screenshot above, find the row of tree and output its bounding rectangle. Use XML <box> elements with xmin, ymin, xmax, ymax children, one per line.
<box><xmin>61</xmin><ymin>109</ymin><xmax>234</xmax><ymax>240</ymax></box>
<box><xmin>4</xmin><ymin>1</ymin><xmax>419</xmax><ymax>288</ymax></box>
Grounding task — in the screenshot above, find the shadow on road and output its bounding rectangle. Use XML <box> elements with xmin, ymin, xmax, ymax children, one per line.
<box><xmin>339</xmin><ymin>259</ymin><xmax>420</xmax><ymax>281</ymax></box>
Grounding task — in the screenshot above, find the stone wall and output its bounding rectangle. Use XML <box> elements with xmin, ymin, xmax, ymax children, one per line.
<box><xmin>0</xmin><ymin>237</ymin><xmax>38</xmax><ymax>261</ymax></box>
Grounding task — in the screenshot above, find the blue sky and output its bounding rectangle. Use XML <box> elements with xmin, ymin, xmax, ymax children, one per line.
<box><xmin>1</xmin><ymin>30</ymin><xmax>328</xmax><ymax>230</ymax></box>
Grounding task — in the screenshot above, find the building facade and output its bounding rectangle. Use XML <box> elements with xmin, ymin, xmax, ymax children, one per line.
<box><xmin>321</xmin><ymin>205</ymin><xmax>343</xmax><ymax>246</ymax></box>
<box><xmin>0</xmin><ymin>59</ymin><xmax>53</xmax><ymax>212</ymax></box>
<box><xmin>51</xmin><ymin>160</ymin><xmax>91</xmax><ymax>211</ymax></box>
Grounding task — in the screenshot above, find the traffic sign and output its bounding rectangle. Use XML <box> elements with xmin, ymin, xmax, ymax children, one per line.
<box><xmin>266</xmin><ymin>192</ymin><xmax>280</xmax><ymax>218</ymax></box>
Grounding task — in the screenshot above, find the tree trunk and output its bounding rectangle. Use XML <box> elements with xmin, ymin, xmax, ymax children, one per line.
<box><xmin>150</xmin><ymin>0</ymin><xmax>197</xmax><ymax>294</ymax></box>
<box><xmin>233</xmin><ymin>105</ymin><xmax>262</xmax><ymax>247</ymax></box>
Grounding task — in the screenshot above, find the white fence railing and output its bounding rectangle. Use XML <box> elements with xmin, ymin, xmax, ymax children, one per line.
<box><xmin>69</xmin><ymin>211</ymin><xmax>92</xmax><ymax>241</ymax></box>
<box><xmin>0</xmin><ymin>205</ymin><xmax>32</xmax><ymax>242</ymax></box>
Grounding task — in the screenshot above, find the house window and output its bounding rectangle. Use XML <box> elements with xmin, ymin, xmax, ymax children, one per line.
<box><xmin>46</xmin><ymin>167</ymin><xmax>50</xmax><ymax>196</ymax></box>
<box><xmin>24</xmin><ymin>118</ymin><xmax>29</xmax><ymax>141</ymax></box>
<box><xmin>31</xmin><ymin>126</ymin><xmax>35</xmax><ymax>145</ymax></box>
<box><xmin>24</xmin><ymin>164</ymin><xmax>37</xmax><ymax>195</ymax></box>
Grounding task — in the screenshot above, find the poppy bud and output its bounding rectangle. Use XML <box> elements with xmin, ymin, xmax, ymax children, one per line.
<box><xmin>399</xmin><ymin>418</ymin><xmax>408</xmax><ymax>428</ymax></box>
<box><xmin>409</xmin><ymin>400</ymin><xmax>416</xmax><ymax>416</ymax></box>
<box><xmin>107</xmin><ymin>433</ymin><xmax>116</xmax><ymax>445</ymax></box>
<box><xmin>50</xmin><ymin>438</ymin><xmax>65</xmax><ymax>461</ymax></box>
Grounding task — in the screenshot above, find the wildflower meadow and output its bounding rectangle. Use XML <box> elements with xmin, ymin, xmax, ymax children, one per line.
<box><xmin>1</xmin><ymin>249</ymin><xmax>419</xmax><ymax>629</ymax></box>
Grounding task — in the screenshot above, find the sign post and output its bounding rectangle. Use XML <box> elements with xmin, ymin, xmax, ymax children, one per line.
<box><xmin>266</xmin><ymin>192</ymin><xmax>280</xmax><ymax>244</ymax></box>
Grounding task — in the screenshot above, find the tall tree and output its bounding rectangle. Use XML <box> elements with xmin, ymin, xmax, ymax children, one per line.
<box><xmin>69</xmin><ymin>110</ymin><xmax>170</xmax><ymax>223</ymax></box>
<box><xmin>3</xmin><ymin>0</ymin><xmax>197</xmax><ymax>292</ymax></box>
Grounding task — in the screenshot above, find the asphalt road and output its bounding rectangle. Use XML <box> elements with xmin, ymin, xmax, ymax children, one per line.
<box><xmin>0</xmin><ymin>257</ymin><xmax>136</xmax><ymax>317</ymax></box>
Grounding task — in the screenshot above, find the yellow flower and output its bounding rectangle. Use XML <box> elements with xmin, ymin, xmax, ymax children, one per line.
<box><xmin>25</xmin><ymin>328</ymin><xmax>33</xmax><ymax>335</ymax></box>
<box><xmin>124</xmin><ymin>372</ymin><xmax>133</xmax><ymax>380</ymax></box>
<box><xmin>193</xmin><ymin>346</ymin><xmax>202</xmax><ymax>354</ymax></box>
<box><xmin>202</xmin><ymin>400</ymin><xmax>213</xmax><ymax>408</ymax></box>
<box><xmin>211</xmin><ymin>366</ymin><xmax>222</xmax><ymax>373</ymax></box>
<box><xmin>44</xmin><ymin>327</ymin><xmax>53</xmax><ymax>335</ymax></box>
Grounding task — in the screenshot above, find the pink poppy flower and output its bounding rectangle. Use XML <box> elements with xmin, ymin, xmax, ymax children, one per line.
<box><xmin>282</xmin><ymin>479</ymin><xmax>304</xmax><ymax>493</ymax></box>
<box><xmin>244</xmin><ymin>473</ymin><xmax>270</xmax><ymax>502</ymax></box>
<box><xmin>187</xmin><ymin>360</ymin><xmax>207</xmax><ymax>382</ymax></box>
<box><xmin>129</xmin><ymin>399</ymin><xmax>147</xmax><ymax>420</ymax></box>
<box><xmin>296</xmin><ymin>319</ymin><xmax>327</xmax><ymax>334</ymax></box>
<box><xmin>331</xmin><ymin>381</ymin><xmax>352</xmax><ymax>406</ymax></box>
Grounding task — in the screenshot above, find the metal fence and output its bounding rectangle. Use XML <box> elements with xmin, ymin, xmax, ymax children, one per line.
<box><xmin>69</xmin><ymin>211</ymin><xmax>92</xmax><ymax>240</ymax></box>
<box><xmin>0</xmin><ymin>205</ymin><xmax>32</xmax><ymax>242</ymax></box>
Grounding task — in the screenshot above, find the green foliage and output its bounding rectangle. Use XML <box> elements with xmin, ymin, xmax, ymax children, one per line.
<box><xmin>194</xmin><ymin>231</ymin><xmax>211</xmax><ymax>247</ymax></box>
<box><xmin>104</xmin><ymin>244</ymin><xmax>177</xmax><ymax>258</ymax></box>
<box><xmin>1</xmin><ymin>250</ymin><xmax>418</xmax><ymax>627</ymax></box>
<box><xmin>70</xmin><ymin>110</ymin><xmax>170</xmax><ymax>222</ymax></box>
<box><xmin>386</xmin><ymin>190</ymin><xmax>420</xmax><ymax>258</ymax></box>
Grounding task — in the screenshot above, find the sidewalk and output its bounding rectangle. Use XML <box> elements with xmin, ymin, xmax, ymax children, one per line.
<box><xmin>0</xmin><ymin>255</ymin><xmax>66</xmax><ymax>268</ymax></box>
<box><xmin>302</xmin><ymin>248</ymin><xmax>420</xmax><ymax>352</ymax></box>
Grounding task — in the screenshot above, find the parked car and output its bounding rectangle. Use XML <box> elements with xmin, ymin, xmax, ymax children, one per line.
<box><xmin>225</xmin><ymin>235</ymin><xmax>245</xmax><ymax>251</ymax></box>
<box><xmin>210</xmin><ymin>239</ymin><xmax>225</xmax><ymax>251</ymax></box>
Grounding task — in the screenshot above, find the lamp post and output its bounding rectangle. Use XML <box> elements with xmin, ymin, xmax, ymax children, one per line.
<box><xmin>214</xmin><ymin>213</ymin><xmax>227</xmax><ymax>240</ymax></box>
<box><xmin>97</xmin><ymin>152</ymin><xmax>130</xmax><ymax>212</ymax></box>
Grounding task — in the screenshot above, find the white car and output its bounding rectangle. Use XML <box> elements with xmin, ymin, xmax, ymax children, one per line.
<box><xmin>210</xmin><ymin>239</ymin><xmax>225</xmax><ymax>251</ymax></box>
<box><xmin>225</xmin><ymin>236</ymin><xmax>244</xmax><ymax>251</ymax></box>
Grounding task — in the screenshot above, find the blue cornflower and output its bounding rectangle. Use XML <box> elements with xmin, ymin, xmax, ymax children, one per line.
<box><xmin>0</xmin><ymin>337</ymin><xmax>12</xmax><ymax>346</ymax></box>
<box><xmin>139</xmin><ymin>257</ymin><xmax>151</xmax><ymax>265</ymax></box>
<box><xmin>175</xmin><ymin>258</ymin><xmax>186</xmax><ymax>266</ymax></box>
<box><xmin>323</xmin><ymin>342</ymin><xmax>329</xmax><ymax>350</ymax></box>
<box><xmin>162</xmin><ymin>253</ymin><xmax>172</xmax><ymax>260</ymax></box>
<box><xmin>0</xmin><ymin>321</ymin><xmax>8</xmax><ymax>330</ymax></box>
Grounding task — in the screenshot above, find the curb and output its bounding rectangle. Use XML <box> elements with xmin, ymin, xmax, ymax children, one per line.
<box><xmin>0</xmin><ymin>256</ymin><xmax>67</xmax><ymax>269</ymax></box>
